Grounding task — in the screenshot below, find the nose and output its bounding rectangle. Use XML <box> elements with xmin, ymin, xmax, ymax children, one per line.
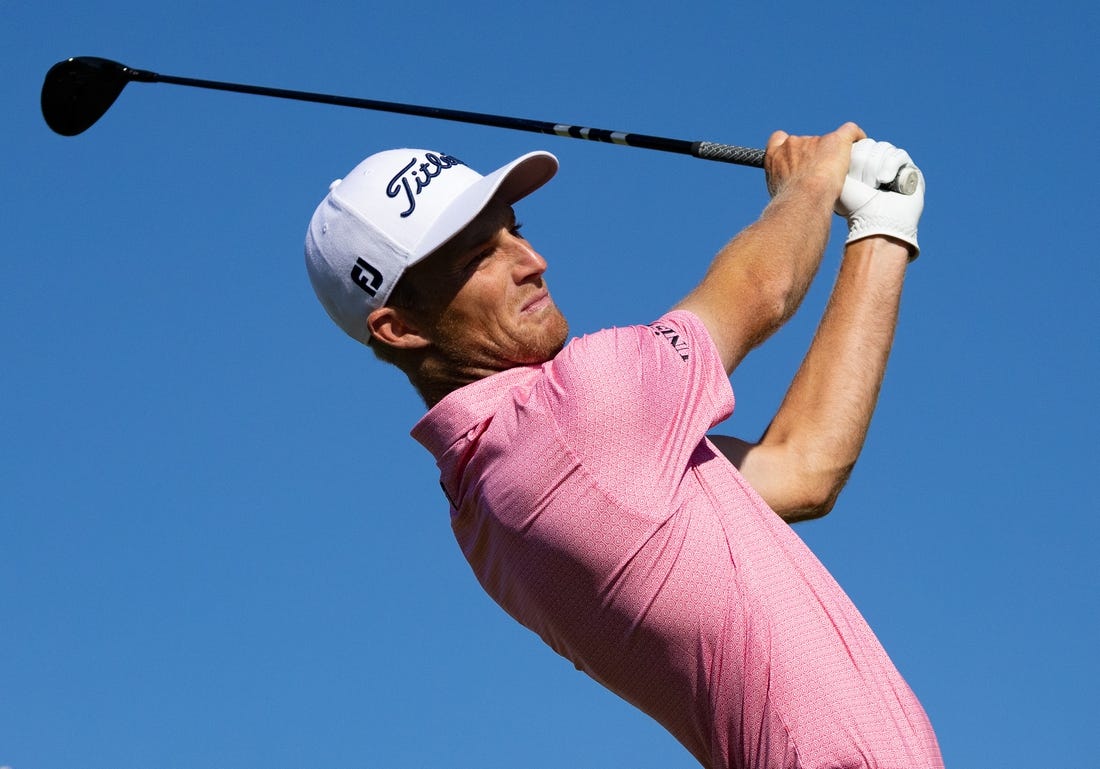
<box><xmin>509</xmin><ymin>234</ymin><xmax>548</xmax><ymax>282</ymax></box>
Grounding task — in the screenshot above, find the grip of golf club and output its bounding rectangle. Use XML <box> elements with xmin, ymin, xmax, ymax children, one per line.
<box><xmin>695</xmin><ymin>142</ymin><xmax>918</xmax><ymax>195</ymax></box>
<box><xmin>694</xmin><ymin>142</ymin><xmax>766</xmax><ymax>167</ymax></box>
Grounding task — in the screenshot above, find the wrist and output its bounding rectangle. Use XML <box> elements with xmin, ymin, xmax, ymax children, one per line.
<box><xmin>844</xmin><ymin>235</ymin><xmax>913</xmax><ymax>264</ymax></box>
<box><xmin>846</xmin><ymin>214</ymin><xmax>920</xmax><ymax>260</ymax></box>
<box><xmin>768</xmin><ymin>172</ymin><xmax>840</xmax><ymax>216</ymax></box>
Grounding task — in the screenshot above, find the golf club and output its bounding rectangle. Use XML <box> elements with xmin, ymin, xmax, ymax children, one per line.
<box><xmin>42</xmin><ymin>57</ymin><xmax>919</xmax><ymax>194</ymax></box>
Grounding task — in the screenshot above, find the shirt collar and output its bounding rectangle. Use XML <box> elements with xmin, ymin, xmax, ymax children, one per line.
<box><xmin>410</xmin><ymin>364</ymin><xmax>541</xmax><ymax>459</ymax></box>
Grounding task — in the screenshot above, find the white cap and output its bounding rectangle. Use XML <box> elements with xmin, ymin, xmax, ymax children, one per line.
<box><xmin>305</xmin><ymin>148</ymin><xmax>558</xmax><ymax>345</ymax></box>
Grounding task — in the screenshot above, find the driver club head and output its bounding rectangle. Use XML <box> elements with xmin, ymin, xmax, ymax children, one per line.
<box><xmin>41</xmin><ymin>57</ymin><xmax>137</xmax><ymax>136</ymax></box>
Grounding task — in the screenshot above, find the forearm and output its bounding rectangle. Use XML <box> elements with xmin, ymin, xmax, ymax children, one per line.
<box><xmin>675</xmin><ymin>178</ymin><xmax>836</xmax><ymax>373</ymax></box>
<box><xmin>713</xmin><ymin>135</ymin><xmax>924</xmax><ymax>521</ymax></box>
<box><xmin>675</xmin><ymin>123</ymin><xmax>865</xmax><ymax>374</ymax></box>
<box><xmin>757</xmin><ymin>236</ymin><xmax>909</xmax><ymax>518</ymax></box>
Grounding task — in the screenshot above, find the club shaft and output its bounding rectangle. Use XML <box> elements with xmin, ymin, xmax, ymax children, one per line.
<box><xmin>45</xmin><ymin>57</ymin><xmax>917</xmax><ymax>194</ymax></box>
<box><xmin>135</xmin><ymin>70</ymin><xmax>766</xmax><ymax>168</ymax></box>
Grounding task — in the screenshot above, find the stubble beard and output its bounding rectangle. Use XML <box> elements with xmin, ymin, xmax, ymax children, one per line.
<box><xmin>516</xmin><ymin>306</ymin><xmax>570</xmax><ymax>365</ymax></box>
<box><xmin>436</xmin><ymin>304</ymin><xmax>569</xmax><ymax>375</ymax></box>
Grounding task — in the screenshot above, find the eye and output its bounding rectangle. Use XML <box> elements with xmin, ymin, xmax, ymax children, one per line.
<box><xmin>510</xmin><ymin>221</ymin><xmax>525</xmax><ymax>239</ymax></box>
<box><xmin>464</xmin><ymin>245</ymin><xmax>494</xmax><ymax>272</ymax></box>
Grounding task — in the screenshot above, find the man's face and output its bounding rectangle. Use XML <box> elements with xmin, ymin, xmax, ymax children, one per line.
<box><xmin>405</xmin><ymin>200</ymin><xmax>569</xmax><ymax>372</ymax></box>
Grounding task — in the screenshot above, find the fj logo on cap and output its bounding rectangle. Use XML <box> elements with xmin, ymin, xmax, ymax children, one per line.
<box><xmin>387</xmin><ymin>153</ymin><xmax>465</xmax><ymax>218</ymax></box>
<box><xmin>351</xmin><ymin>258</ymin><xmax>384</xmax><ymax>297</ymax></box>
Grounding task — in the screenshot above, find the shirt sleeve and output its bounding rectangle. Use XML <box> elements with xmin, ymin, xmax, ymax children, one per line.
<box><xmin>538</xmin><ymin>309</ymin><xmax>734</xmax><ymax>511</ymax></box>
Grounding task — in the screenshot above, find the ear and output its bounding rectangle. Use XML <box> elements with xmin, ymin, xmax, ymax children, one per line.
<box><xmin>366</xmin><ymin>306</ymin><xmax>431</xmax><ymax>349</ymax></box>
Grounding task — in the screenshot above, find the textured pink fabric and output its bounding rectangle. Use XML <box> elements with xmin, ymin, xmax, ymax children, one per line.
<box><xmin>411</xmin><ymin>311</ymin><xmax>943</xmax><ymax>769</ymax></box>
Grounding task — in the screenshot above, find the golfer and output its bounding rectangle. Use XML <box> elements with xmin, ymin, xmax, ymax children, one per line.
<box><xmin>304</xmin><ymin>122</ymin><xmax>942</xmax><ymax>769</ymax></box>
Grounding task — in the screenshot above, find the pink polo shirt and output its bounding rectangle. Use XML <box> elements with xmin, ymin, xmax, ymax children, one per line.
<box><xmin>411</xmin><ymin>310</ymin><xmax>942</xmax><ymax>769</ymax></box>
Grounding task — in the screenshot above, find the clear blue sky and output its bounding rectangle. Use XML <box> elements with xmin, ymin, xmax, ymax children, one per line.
<box><xmin>3</xmin><ymin>2</ymin><xmax>1097</xmax><ymax>767</ymax></box>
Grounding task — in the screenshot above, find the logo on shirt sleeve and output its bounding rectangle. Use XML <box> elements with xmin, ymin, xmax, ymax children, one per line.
<box><xmin>649</xmin><ymin>322</ymin><xmax>690</xmax><ymax>362</ymax></box>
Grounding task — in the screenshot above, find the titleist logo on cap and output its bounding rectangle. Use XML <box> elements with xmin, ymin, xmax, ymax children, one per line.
<box><xmin>386</xmin><ymin>153</ymin><xmax>465</xmax><ymax>218</ymax></box>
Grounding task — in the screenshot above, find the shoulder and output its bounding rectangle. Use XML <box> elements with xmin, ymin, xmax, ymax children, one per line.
<box><xmin>538</xmin><ymin>310</ymin><xmax>730</xmax><ymax>430</ymax></box>
<box><xmin>551</xmin><ymin>310</ymin><xmax>715</xmax><ymax>378</ymax></box>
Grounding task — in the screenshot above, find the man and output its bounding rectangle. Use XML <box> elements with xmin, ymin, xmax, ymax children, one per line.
<box><xmin>304</xmin><ymin>123</ymin><xmax>942</xmax><ymax>769</ymax></box>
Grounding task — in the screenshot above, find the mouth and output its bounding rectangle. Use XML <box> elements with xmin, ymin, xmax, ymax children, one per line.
<box><xmin>521</xmin><ymin>290</ymin><xmax>551</xmax><ymax>314</ymax></box>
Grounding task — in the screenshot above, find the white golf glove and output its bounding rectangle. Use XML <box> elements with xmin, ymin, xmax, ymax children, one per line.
<box><xmin>835</xmin><ymin>138</ymin><xmax>925</xmax><ymax>259</ymax></box>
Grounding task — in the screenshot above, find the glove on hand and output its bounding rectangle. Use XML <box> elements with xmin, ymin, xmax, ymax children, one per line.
<box><xmin>835</xmin><ymin>138</ymin><xmax>925</xmax><ymax>259</ymax></box>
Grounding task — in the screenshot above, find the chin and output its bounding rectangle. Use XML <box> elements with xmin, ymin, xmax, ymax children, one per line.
<box><xmin>514</xmin><ymin>312</ymin><xmax>569</xmax><ymax>365</ymax></box>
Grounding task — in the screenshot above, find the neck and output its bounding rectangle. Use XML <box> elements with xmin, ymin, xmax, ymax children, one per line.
<box><xmin>407</xmin><ymin>352</ymin><xmax>511</xmax><ymax>408</ymax></box>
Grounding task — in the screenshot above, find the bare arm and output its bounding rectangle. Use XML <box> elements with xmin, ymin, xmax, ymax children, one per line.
<box><xmin>712</xmin><ymin>235</ymin><xmax>911</xmax><ymax>522</ymax></box>
<box><xmin>674</xmin><ymin>123</ymin><xmax>866</xmax><ymax>374</ymax></box>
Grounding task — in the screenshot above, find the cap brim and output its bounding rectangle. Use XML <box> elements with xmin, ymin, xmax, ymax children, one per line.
<box><xmin>411</xmin><ymin>150</ymin><xmax>558</xmax><ymax>264</ymax></box>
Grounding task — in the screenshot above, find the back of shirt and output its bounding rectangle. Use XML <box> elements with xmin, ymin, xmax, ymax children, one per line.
<box><xmin>413</xmin><ymin>311</ymin><xmax>942</xmax><ymax>769</ymax></box>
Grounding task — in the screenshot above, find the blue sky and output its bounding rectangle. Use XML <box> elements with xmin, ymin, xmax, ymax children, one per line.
<box><xmin>3</xmin><ymin>2</ymin><xmax>1097</xmax><ymax>768</ymax></box>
